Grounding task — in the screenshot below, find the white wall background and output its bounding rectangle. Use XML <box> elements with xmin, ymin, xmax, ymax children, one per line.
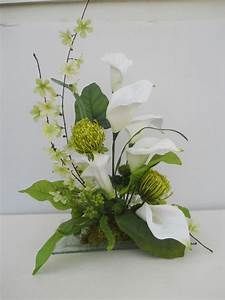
<box><xmin>1</xmin><ymin>0</ymin><xmax>225</xmax><ymax>214</ymax></box>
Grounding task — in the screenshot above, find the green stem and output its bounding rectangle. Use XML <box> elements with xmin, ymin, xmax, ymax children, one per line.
<box><xmin>112</xmin><ymin>132</ymin><xmax>119</xmax><ymax>177</ymax></box>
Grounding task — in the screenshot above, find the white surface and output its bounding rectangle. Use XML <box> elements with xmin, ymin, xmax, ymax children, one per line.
<box><xmin>1</xmin><ymin>210</ymin><xmax>225</xmax><ymax>300</ymax></box>
<box><xmin>1</xmin><ymin>1</ymin><xmax>225</xmax><ymax>213</ymax></box>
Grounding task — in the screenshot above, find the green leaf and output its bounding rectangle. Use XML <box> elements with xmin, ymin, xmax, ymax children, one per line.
<box><xmin>75</xmin><ymin>83</ymin><xmax>110</xmax><ymax>129</ymax></box>
<box><xmin>148</xmin><ymin>151</ymin><xmax>182</xmax><ymax>168</ymax></box>
<box><xmin>32</xmin><ymin>231</ymin><xmax>63</xmax><ymax>275</ymax></box>
<box><xmin>20</xmin><ymin>180</ymin><xmax>70</xmax><ymax>210</ymax></box>
<box><xmin>99</xmin><ymin>215</ymin><xmax>116</xmax><ymax>250</ymax></box>
<box><xmin>32</xmin><ymin>219</ymin><xmax>79</xmax><ymax>275</ymax></box>
<box><xmin>116</xmin><ymin>212</ymin><xmax>185</xmax><ymax>258</ymax></box>
<box><xmin>173</xmin><ymin>205</ymin><xmax>191</xmax><ymax>218</ymax></box>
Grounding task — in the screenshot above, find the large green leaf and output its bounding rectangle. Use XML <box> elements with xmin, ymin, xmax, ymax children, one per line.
<box><xmin>32</xmin><ymin>219</ymin><xmax>79</xmax><ymax>275</ymax></box>
<box><xmin>99</xmin><ymin>215</ymin><xmax>116</xmax><ymax>250</ymax></box>
<box><xmin>74</xmin><ymin>83</ymin><xmax>110</xmax><ymax>128</ymax></box>
<box><xmin>116</xmin><ymin>212</ymin><xmax>185</xmax><ymax>258</ymax></box>
<box><xmin>20</xmin><ymin>180</ymin><xmax>70</xmax><ymax>210</ymax></box>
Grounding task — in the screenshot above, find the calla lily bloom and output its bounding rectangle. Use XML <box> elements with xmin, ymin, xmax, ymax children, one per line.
<box><xmin>136</xmin><ymin>203</ymin><xmax>190</xmax><ymax>246</ymax></box>
<box><xmin>106</xmin><ymin>80</ymin><xmax>153</xmax><ymax>133</ymax></box>
<box><xmin>125</xmin><ymin>114</ymin><xmax>163</xmax><ymax>142</ymax></box>
<box><xmin>127</xmin><ymin>137</ymin><xmax>180</xmax><ymax>171</ymax></box>
<box><xmin>77</xmin><ymin>153</ymin><xmax>114</xmax><ymax>197</ymax></box>
<box><xmin>102</xmin><ymin>52</ymin><xmax>132</xmax><ymax>92</ymax></box>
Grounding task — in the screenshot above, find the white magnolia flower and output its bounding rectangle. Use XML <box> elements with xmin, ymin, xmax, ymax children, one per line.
<box><xmin>106</xmin><ymin>80</ymin><xmax>153</xmax><ymax>133</ymax></box>
<box><xmin>127</xmin><ymin>137</ymin><xmax>180</xmax><ymax>171</ymax></box>
<box><xmin>136</xmin><ymin>203</ymin><xmax>190</xmax><ymax>246</ymax></box>
<box><xmin>77</xmin><ymin>153</ymin><xmax>114</xmax><ymax>197</ymax></box>
<box><xmin>102</xmin><ymin>53</ymin><xmax>132</xmax><ymax>92</ymax></box>
<box><xmin>125</xmin><ymin>114</ymin><xmax>163</xmax><ymax>142</ymax></box>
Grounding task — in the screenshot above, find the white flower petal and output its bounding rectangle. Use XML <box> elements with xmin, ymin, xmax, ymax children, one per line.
<box><xmin>81</xmin><ymin>154</ymin><xmax>114</xmax><ymax>197</ymax></box>
<box><xmin>107</xmin><ymin>80</ymin><xmax>153</xmax><ymax>132</ymax></box>
<box><xmin>102</xmin><ymin>52</ymin><xmax>132</xmax><ymax>76</ymax></box>
<box><xmin>127</xmin><ymin>137</ymin><xmax>180</xmax><ymax>170</ymax></box>
<box><xmin>136</xmin><ymin>203</ymin><xmax>190</xmax><ymax>246</ymax></box>
<box><xmin>125</xmin><ymin>114</ymin><xmax>163</xmax><ymax>141</ymax></box>
<box><xmin>102</xmin><ymin>53</ymin><xmax>133</xmax><ymax>92</ymax></box>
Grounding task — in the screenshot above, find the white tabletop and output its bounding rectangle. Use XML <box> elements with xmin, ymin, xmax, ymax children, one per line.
<box><xmin>1</xmin><ymin>210</ymin><xmax>225</xmax><ymax>300</ymax></box>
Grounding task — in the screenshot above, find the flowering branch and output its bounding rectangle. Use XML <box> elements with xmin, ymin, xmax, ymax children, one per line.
<box><xmin>60</xmin><ymin>0</ymin><xmax>90</xmax><ymax>143</ymax></box>
<box><xmin>32</xmin><ymin>52</ymin><xmax>85</xmax><ymax>187</ymax></box>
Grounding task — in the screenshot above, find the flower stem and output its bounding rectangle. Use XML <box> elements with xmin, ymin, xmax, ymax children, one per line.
<box><xmin>112</xmin><ymin>132</ymin><xmax>119</xmax><ymax>177</ymax></box>
<box><xmin>190</xmin><ymin>233</ymin><xmax>213</xmax><ymax>253</ymax></box>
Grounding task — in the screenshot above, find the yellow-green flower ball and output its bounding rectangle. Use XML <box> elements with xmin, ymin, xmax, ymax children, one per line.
<box><xmin>70</xmin><ymin>118</ymin><xmax>105</xmax><ymax>156</ymax></box>
<box><xmin>139</xmin><ymin>170</ymin><xmax>171</xmax><ymax>204</ymax></box>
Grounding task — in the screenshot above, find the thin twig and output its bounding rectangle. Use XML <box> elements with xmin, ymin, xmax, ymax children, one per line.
<box><xmin>190</xmin><ymin>233</ymin><xmax>213</xmax><ymax>253</ymax></box>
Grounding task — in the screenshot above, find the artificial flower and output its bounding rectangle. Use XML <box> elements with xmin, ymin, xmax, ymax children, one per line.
<box><xmin>125</xmin><ymin>114</ymin><xmax>163</xmax><ymax>142</ymax></box>
<box><xmin>136</xmin><ymin>203</ymin><xmax>190</xmax><ymax>246</ymax></box>
<box><xmin>75</xmin><ymin>19</ymin><xmax>93</xmax><ymax>38</ymax></box>
<box><xmin>42</xmin><ymin>123</ymin><xmax>62</xmax><ymax>139</ymax></box>
<box><xmin>77</xmin><ymin>153</ymin><xmax>114</xmax><ymax>197</ymax></box>
<box><xmin>188</xmin><ymin>219</ymin><xmax>199</xmax><ymax>234</ymax></box>
<box><xmin>62</xmin><ymin>60</ymin><xmax>80</xmax><ymax>78</ymax></box>
<box><xmin>30</xmin><ymin>105</ymin><xmax>41</xmax><ymax>121</ymax></box>
<box><xmin>59</xmin><ymin>30</ymin><xmax>73</xmax><ymax>46</ymax></box>
<box><xmin>48</xmin><ymin>148</ymin><xmax>69</xmax><ymax>163</ymax></box>
<box><xmin>102</xmin><ymin>52</ymin><xmax>132</xmax><ymax>92</ymax></box>
<box><xmin>127</xmin><ymin>136</ymin><xmax>180</xmax><ymax>171</ymax></box>
<box><xmin>38</xmin><ymin>100</ymin><xmax>60</xmax><ymax>118</ymax></box>
<box><xmin>49</xmin><ymin>191</ymin><xmax>68</xmax><ymax>205</ymax></box>
<box><xmin>139</xmin><ymin>169</ymin><xmax>171</xmax><ymax>204</ymax></box>
<box><xmin>53</xmin><ymin>163</ymin><xmax>70</xmax><ymax>177</ymax></box>
<box><xmin>106</xmin><ymin>80</ymin><xmax>153</xmax><ymax>133</ymax></box>
<box><xmin>34</xmin><ymin>79</ymin><xmax>57</xmax><ymax>98</ymax></box>
<box><xmin>69</xmin><ymin>118</ymin><xmax>106</xmax><ymax>156</ymax></box>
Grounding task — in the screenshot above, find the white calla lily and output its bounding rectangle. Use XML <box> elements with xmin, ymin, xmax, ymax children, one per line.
<box><xmin>136</xmin><ymin>203</ymin><xmax>190</xmax><ymax>246</ymax></box>
<box><xmin>107</xmin><ymin>80</ymin><xmax>153</xmax><ymax>133</ymax></box>
<box><xmin>125</xmin><ymin>114</ymin><xmax>163</xmax><ymax>142</ymax></box>
<box><xmin>127</xmin><ymin>137</ymin><xmax>180</xmax><ymax>171</ymax></box>
<box><xmin>102</xmin><ymin>52</ymin><xmax>132</xmax><ymax>92</ymax></box>
<box><xmin>78</xmin><ymin>153</ymin><xmax>114</xmax><ymax>197</ymax></box>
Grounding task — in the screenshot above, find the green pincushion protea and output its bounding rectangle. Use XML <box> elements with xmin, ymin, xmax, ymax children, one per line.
<box><xmin>139</xmin><ymin>169</ymin><xmax>171</xmax><ymax>204</ymax></box>
<box><xmin>69</xmin><ymin>118</ymin><xmax>106</xmax><ymax>157</ymax></box>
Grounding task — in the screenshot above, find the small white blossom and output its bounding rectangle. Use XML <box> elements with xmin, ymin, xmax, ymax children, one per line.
<box><xmin>42</xmin><ymin>123</ymin><xmax>62</xmax><ymax>139</ymax></box>
<box><xmin>75</xmin><ymin>19</ymin><xmax>93</xmax><ymax>38</ymax></box>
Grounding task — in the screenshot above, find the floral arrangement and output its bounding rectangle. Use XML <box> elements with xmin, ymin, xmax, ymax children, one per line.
<box><xmin>20</xmin><ymin>0</ymin><xmax>212</xmax><ymax>275</ymax></box>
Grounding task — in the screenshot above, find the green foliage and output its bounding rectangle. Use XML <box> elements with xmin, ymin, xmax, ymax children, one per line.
<box><xmin>74</xmin><ymin>83</ymin><xmax>110</xmax><ymax>129</ymax></box>
<box><xmin>20</xmin><ymin>180</ymin><xmax>73</xmax><ymax>210</ymax></box>
<box><xmin>72</xmin><ymin>188</ymin><xmax>105</xmax><ymax>221</ymax></box>
<box><xmin>99</xmin><ymin>215</ymin><xmax>116</xmax><ymax>250</ymax></box>
<box><xmin>148</xmin><ymin>151</ymin><xmax>182</xmax><ymax>168</ymax></box>
<box><xmin>173</xmin><ymin>205</ymin><xmax>191</xmax><ymax>218</ymax></box>
<box><xmin>116</xmin><ymin>212</ymin><xmax>185</xmax><ymax>258</ymax></box>
<box><xmin>32</xmin><ymin>219</ymin><xmax>79</xmax><ymax>275</ymax></box>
